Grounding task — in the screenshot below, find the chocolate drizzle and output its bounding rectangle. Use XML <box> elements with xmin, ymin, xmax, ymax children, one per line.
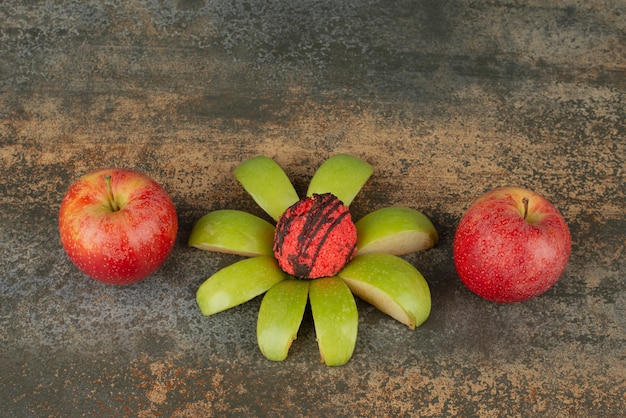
<box><xmin>273</xmin><ymin>193</ymin><xmax>357</xmax><ymax>278</ymax></box>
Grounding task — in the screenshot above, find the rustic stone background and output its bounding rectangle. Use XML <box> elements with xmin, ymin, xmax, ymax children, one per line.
<box><xmin>1</xmin><ymin>1</ymin><xmax>624</xmax><ymax>416</ymax></box>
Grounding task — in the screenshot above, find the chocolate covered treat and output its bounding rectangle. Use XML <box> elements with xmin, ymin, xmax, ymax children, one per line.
<box><xmin>273</xmin><ymin>193</ymin><xmax>357</xmax><ymax>279</ymax></box>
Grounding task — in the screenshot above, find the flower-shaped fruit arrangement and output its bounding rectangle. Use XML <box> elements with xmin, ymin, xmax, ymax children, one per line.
<box><xmin>189</xmin><ymin>154</ymin><xmax>438</xmax><ymax>366</ymax></box>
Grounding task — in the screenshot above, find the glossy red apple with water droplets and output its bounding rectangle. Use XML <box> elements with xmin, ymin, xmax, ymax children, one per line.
<box><xmin>59</xmin><ymin>168</ymin><xmax>178</xmax><ymax>285</ymax></box>
<box><xmin>453</xmin><ymin>186</ymin><xmax>571</xmax><ymax>303</ymax></box>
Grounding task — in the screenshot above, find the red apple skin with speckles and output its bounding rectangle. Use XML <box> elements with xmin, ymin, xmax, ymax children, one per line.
<box><xmin>453</xmin><ymin>186</ymin><xmax>571</xmax><ymax>303</ymax></box>
<box><xmin>59</xmin><ymin>168</ymin><xmax>178</xmax><ymax>285</ymax></box>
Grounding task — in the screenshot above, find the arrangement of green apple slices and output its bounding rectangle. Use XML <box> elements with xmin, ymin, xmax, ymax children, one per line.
<box><xmin>189</xmin><ymin>154</ymin><xmax>438</xmax><ymax>366</ymax></box>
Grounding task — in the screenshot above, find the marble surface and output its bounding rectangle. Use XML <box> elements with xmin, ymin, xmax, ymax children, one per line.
<box><xmin>1</xmin><ymin>1</ymin><xmax>624</xmax><ymax>416</ymax></box>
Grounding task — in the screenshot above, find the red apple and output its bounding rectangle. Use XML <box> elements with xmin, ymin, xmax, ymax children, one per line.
<box><xmin>59</xmin><ymin>168</ymin><xmax>178</xmax><ymax>285</ymax></box>
<box><xmin>453</xmin><ymin>186</ymin><xmax>571</xmax><ymax>303</ymax></box>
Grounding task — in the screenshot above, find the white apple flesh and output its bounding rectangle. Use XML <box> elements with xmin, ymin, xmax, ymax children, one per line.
<box><xmin>339</xmin><ymin>254</ymin><xmax>431</xmax><ymax>329</ymax></box>
<box><xmin>356</xmin><ymin>206</ymin><xmax>438</xmax><ymax>255</ymax></box>
<box><xmin>191</xmin><ymin>154</ymin><xmax>441</xmax><ymax>366</ymax></box>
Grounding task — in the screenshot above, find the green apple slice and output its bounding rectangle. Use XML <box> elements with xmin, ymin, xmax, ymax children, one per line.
<box><xmin>309</xmin><ymin>276</ymin><xmax>358</xmax><ymax>366</ymax></box>
<box><xmin>356</xmin><ymin>206</ymin><xmax>439</xmax><ymax>255</ymax></box>
<box><xmin>306</xmin><ymin>154</ymin><xmax>373</xmax><ymax>206</ymax></box>
<box><xmin>189</xmin><ymin>210</ymin><xmax>275</xmax><ymax>257</ymax></box>
<box><xmin>234</xmin><ymin>156</ymin><xmax>300</xmax><ymax>222</ymax></box>
<box><xmin>339</xmin><ymin>253</ymin><xmax>431</xmax><ymax>329</ymax></box>
<box><xmin>196</xmin><ymin>255</ymin><xmax>288</xmax><ymax>316</ymax></box>
<box><xmin>257</xmin><ymin>279</ymin><xmax>310</xmax><ymax>361</ymax></box>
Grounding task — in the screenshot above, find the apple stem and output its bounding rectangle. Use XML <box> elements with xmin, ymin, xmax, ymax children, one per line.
<box><xmin>522</xmin><ymin>197</ymin><xmax>529</xmax><ymax>220</ymax></box>
<box><xmin>104</xmin><ymin>175</ymin><xmax>120</xmax><ymax>212</ymax></box>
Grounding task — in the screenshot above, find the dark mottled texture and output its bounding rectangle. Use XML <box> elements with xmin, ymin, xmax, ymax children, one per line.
<box><xmin>1</xmin><ymin>0</ymin><xmax>624</xmax><ymax>416</ymax></box>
